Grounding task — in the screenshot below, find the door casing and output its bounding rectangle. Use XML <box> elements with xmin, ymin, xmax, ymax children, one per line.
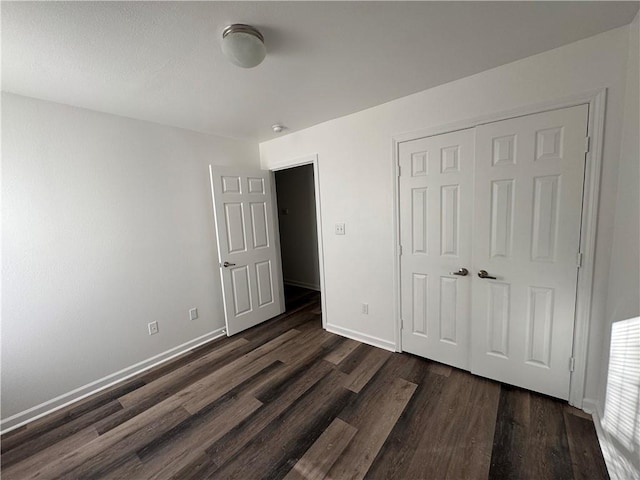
<box><xmin>268</xmin><ymin>154</ymin><xmax>328</xmax><ymax>330</ymax></box>
<box><xmin>392</xmin><ymin>88</ymin><xmax>607</xmax><ymax>408</ymax></box>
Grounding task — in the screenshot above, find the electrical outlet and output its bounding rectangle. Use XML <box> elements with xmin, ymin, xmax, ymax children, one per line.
<box><xmin>148</xmin><ymin>321</ymin><xmax>159</xmax><ymax>335</ymax></box>
<box><xmin>335</xmin><ymin>223</ymin><xmax>346</xmax><ymax>235</ymax></box>
<box><xmin>361</xmin><ymin>303</ymin><xmax>369</xmax><ymax>314</ymax></box>
<box><xmin>189</xmin><ymin>308</ymin><xmax>198</xmax><ymax>321</ymax></box>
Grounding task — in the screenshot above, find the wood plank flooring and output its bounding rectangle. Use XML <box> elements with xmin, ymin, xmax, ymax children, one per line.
<box><xmin>1</xmin><ymin>287</ymin><xmax>608</xmax><ymax>479</ymax></box>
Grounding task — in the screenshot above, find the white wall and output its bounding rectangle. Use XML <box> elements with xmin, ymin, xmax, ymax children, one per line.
<box><xmin>1</xmin><ymin>93</ymin><xmax>260</xmax><ymax>425</ymax></box>
<box><xmin>602</xmin><ymin>12</ymin><xmax>640</xmax><ymax>389</ymax></box>
<box><xmin>599</xmin><ymin>11</ymin><xmax>640</xmax><ymax>479</ymax></box>
<box><xmin>275</xmin><ymin>165</ymin><xmax>320</xmax><ymax>290</ymax></box>
<box><xmin>260</xmin><ymin>26</ymin><xmax>631</xmax><ymax>400</ymax></box>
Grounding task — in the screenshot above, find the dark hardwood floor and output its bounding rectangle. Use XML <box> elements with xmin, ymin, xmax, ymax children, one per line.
<box><xmin>1</xmin><ymin>287</ymin><xmax>608</xmax><ymax>479</ymax></box>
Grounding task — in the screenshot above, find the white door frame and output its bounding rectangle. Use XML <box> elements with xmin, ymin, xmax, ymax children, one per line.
<box><xmin>392</xmin><ymin>88</ymin><xmax>607</xmax><ymax>408</ymax></box>
<box><xmin>268</xmin><ymin>154</ymin><xmax>328</xmax><ymax>329</ymax></box>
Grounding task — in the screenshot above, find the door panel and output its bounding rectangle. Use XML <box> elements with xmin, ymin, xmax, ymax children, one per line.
<box><xmin>250</xmin><ymin>202</ymin><xmax>269</xmax><ymax>248</ymax></box>
<box><xmin>471</xmin><ymin>104</ymin><xmax>588</xmax><ymax>400</ymax></box>
<box><xmin>256</xmin><ymin>260</ymin><xmax>274</xmax><ymax>307</ymax></box>
<box><xmin>399</xmin><ymin>129</ymin><xmax>474</xmax><ymax>370</ymax></box>
<box><xmin>231</xmin><ymin>265</ymin><xmax>252</xmax><ymax>316</ymax></box>
<box><xmin>486</xmin><ymin>282</ymin><xmax>510</xmax><ymax>357</ymax></box>
<box><xmin>224</xmin><ymin>203</ymin><xmax>246</xmax><ymax>253</ymax></box>
<box><xmin>210</xmin><ymin>166</ymin><xmax>284</xmax><ymax>335</ymax></box>
<box><xmin>489</xmin><ymin>179</ymin><xmax>514</xmax><ymax>258</ymax></box>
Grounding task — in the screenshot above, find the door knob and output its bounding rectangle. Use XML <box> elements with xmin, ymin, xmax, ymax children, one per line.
<box><xmin>223</xmin><ymin>261</ymin><xmax>236</xmax><ymax>268</ymax></box>
<box><xmin>450</xmin><ymin>268</ymin><xmax>469</xmax><ymax>276</ymax></box>
<box><xmin>478</xmin><ymin>270</ymin><xmax>497</xmax><ymax>279</ymax></box>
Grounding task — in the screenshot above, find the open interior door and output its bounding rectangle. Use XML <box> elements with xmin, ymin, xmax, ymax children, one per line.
<box><xmin>210</xmin><ymin>165</ymin><xmax>284</xmax><ymax>335</ymax></box>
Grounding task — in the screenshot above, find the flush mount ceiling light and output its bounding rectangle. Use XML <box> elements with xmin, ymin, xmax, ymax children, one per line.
<box><xmin>221</xmin><ymin>24</ymin><xmax>266</xmax><ymax>68</ymax></box>
<box><xmin>272</xmin><ymin>124</ymin><xmax>286</xmax><ymax>133</ymax></box>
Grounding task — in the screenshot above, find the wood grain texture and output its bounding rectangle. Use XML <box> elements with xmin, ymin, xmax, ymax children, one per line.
<box><xmin>118</xmin><ymin>337</ymin><xmax>250</xmax><ymax>408</ymax></box>
<box><xmin>179</xmin><ymin>330</ymin><xmax>299</xmax><ymax>414</ymax></box>
<box><xmin>1</xmin><ymin>288</ymin><xmax>608</xmax><ymax>480</ymax></box>
<box><xmin>324</xmin><ymin>338</ymin><xmax>361</xmax><ymax>365</ymax></box>
<box><xmin>489</xmin><ymin>384</ymin><xmax>575</xmax><ymax>480</ymax></box>
<box><xmin>382</xmin><ymin>368</ymin><xmax>500</xmax><ymax>480</ymax></box>
<box><xmin>1</xmin><ymin>400</ymin><xmax>121</xmax><ymax>467</ymax></box>
<box><xmin>365</xmin><ymin>359</ymin><xmax>447</xmax><ymax>480</ymax></box>
<box><xmin>1</xmin><ymin>427</ymin><xmax>99</xmax><ymax>480</ymax></box>
<box><xmin>330</xmin><ymin>376</ymin><xmax>417</xmax><ymax>480</ymax></box>
<box><xmin>563</xmin><ymin>409</ymin><xmax>610</xmax><ymax>480</ymax></box>
<box><xmin>1</xmin><ymin>379</ymin><xmax>144</xmax><ymax>454</ymax></box>
<box><xmin>284</xmin><ymin>417</ymin><xmax>357</xmax><ymax>480</ymax></box>
<box><xmin>134</xmin><ymin>395</ymin><xmax>263</xmax><ymax>479</ymax></box>
<box><xmin>97</xmin><ymin>454</ymin><xmax>145</xmax><ymax>480</ymax></box>
<box><xmin>206</xmin><ymin>359</ymin><xmax>336</xmax><ymax>467</ymax></box>
<box><xmin>210</xmin><ymin>369</ymin><xmax>355</xmax><ymax>480</ymax></box>
<box><xmin>342</xmin><ymin>346</ymin><xmax>391</xmax><ymax>393</ymax></box>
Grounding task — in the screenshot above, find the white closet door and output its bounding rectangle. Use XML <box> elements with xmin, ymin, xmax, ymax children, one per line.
<box><xmin>399</xmin><ymin>129</ymin><xmax>474</xmax><ymax>370</ymax></box>
<box><xmin>210</xmin><ymin>166</ymin><xmax>284</xmax><ymax>336</ymax></box>
<box><xmin>471</xmin><ymin>104</ymin><xmax>588</xmax><ymax>399</ymax></box>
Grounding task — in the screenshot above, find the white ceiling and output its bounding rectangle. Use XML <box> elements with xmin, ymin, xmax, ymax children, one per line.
<box><xmin>3</xmin><ymin>1</ymin><xmax>638</xmax><ymax>141</ymax></box>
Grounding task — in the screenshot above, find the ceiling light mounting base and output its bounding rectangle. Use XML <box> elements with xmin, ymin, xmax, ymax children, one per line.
<box><xmin>221</xmin><ymin>24</ymin><xmax>266</xmax><ymax>69</ymax></box>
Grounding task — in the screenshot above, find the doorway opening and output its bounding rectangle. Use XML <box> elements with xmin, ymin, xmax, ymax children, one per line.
<box><xmin>274</xmin><ymin>164</ymin><xmax>322</xmax><ymax>312</ymax></box>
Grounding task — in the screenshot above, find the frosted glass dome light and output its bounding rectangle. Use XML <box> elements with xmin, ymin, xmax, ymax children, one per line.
<box><xmin>221</xmin><ymin>24</ymin><xmax>266</xmax><ymax>68</ymax></box>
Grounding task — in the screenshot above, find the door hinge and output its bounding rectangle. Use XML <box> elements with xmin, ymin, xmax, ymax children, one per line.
<box><xmin>397</xmin><ymin>164</ymin><xmax>402</xmax><ymax>177</ymax></box>
<box><xmin>569</xmin><ymin>357</ymin><xmax>576</xmax><ymax>372</ymax></box>
<box><xmin>399</xmin><ymin>245</ymin><xmax>403</xmax><ymax>256</ymax></box>
<box><xmin>577</xmin><ymin>252</ymin><xmax>583</xmax><ymax>268</ymax></box>
<box><xmin>585</xmin><ymin>136</ymin><xmax>591</xmax><ymax>153</ymax></box>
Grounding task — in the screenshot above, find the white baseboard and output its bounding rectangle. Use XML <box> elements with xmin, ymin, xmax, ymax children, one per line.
<box><xmin>590</xmin><ymin>403</ymin><xmax>617</xmax><ymax>479</ymax></box>
<box><xmin>588</xmin><ymin>399</ymin><xmax>640</xmax><ymax>480</ymax></box>
<box><xmin>582</xmin><ymin>397</ymin><xmax>598</xmax><ymax>415</ymax></box>
<box><xmin>326</xmin><ymin>323</ymin><xmax>396</xmax><ymax>352</ymax></box>
<box><xmin>0</xmin><ymin>327</ymin><xmax>226</xmax><ymax>434</ymax></box>
<box><xmin>284</xmin><ymin>279</ymin><xmax>321</xmax><ymax>291</ymax></box>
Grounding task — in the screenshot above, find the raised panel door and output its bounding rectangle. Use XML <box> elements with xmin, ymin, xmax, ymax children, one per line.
<box><xmin>471</xmin><ymin>104</ymin><xmax>588</xmax><ymax>399</ymax></box>
<box><xmin>210</xmin><ymin>166</ymin><xmax>284</xmax><ymax>335</ymax></box>
<box><xmin>399</xmin><ymin>129</ymin><xmax>474</xmax><ymax>370</ymax></box>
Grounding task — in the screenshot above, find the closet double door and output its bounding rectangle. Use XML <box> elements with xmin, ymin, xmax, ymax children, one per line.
<box><xmin>399</xmin><ymin>104</ymin><xmax>588</xmax><ymax>400</ymax></box>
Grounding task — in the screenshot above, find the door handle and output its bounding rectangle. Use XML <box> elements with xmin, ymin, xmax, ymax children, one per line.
<box><xmin>223</xmin><ymin>261</ymin><xmax>236</xmax><ymax>268</ymax></box>
<box><xmin>450</xmin><ymin>268</ymin><xmax>469</xmax><ymax>276</ymax></box>
<box><xmin>478</xmin><ymin>270</ymin><xmax>497</xmax><ymax>279</ymax></box>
